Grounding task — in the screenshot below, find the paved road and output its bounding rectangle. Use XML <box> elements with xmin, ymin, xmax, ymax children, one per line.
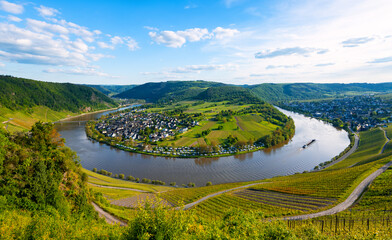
<box><xmin>88</xmin><ymin>183</ymin><xmax>150</xmax><ymax>192</ymax></box>
<box><xmin>321</xmin><ymin>133</ymin><xmax>359</xmax><ymax>170</ymax></box>
<box><xmin>178</xmin><ymin>182</ymin><xmax>267</xmax><ymax>210</ymax></box>
<box><xmin>91</xmin><ymin>202</ymin><xmax>127</xmax><ymax>226</ymax></box>
<box><xmin>284</xmin><ymin>160</ymin><xmax>392</xmax><ymax>220</ymax></box>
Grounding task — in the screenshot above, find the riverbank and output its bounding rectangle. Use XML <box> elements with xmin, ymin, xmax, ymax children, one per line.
<box><xmin>56</xmin><ymin>104</ymin><xmax>132</xmax><ymax>122</ymax></box>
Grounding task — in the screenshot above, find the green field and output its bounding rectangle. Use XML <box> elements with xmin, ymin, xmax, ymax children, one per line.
<box><xmin>0</xmin><ymin>106</ymin><xmax>76</xmax><ymax>132</ymax></box>
<box><xmin>148</xmin><ymin>101</ymin><xmax>279</xmax><ymax>148</ymax></box>
<box><xmin>84</xmin><ymin>169</ymin><xmax>172</xmax><ymax>192</ymax></box>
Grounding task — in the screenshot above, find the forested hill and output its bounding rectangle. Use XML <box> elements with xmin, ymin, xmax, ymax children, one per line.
<box><xmin>249</xmin><ymin>82</ymin><xmax>392</xmax><ymax>102</ymax></box>
<box><xmin>85</xmin><ymin>84</ymin><xmax>136</xmax><ymax>96</ymax></box>
<box><xmin>195</xmin><ymin>85</ymin><xmax>263</xmax><ymax>104</ymax></box>
<box><xmin>0</xmin><ymin>75</ymin><xmax>117</xmax><ymax>112</ymax></box>
<box><xmin>114</xmin><ymin>80</ymin><xmax>224</xmax><ymax>102</ymax></box>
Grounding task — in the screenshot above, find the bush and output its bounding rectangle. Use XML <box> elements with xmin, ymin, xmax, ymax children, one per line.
<box><xmin>119</xmin><ymin>174</ymin><xmax>125</xmax><ymax>179</ymax></box>
<box><xmin>187</xmin><ymin>182</ymin><xmax>195</xmax><ymax>188</ymax></box>
<box><xmin>127</xmin><ymin>175</ymin><xmax>135</xmax><ymax>181</ymax></box>
<box><xmin>92</xmin><ymin>168</ymin><xmax>97</xmax><ymax>172</ymax></box>
<box><xmin>170</xmin><ymin>182</ymin><xmax>176</xmax><ymax>186</ymax></box>
<box><xmin>206</xmin><ymin>181</ymin><xmax>212</xmax><ymax>186</ymax></box>
<box><xmin>141</xmin><ymin>178</ymin><xmax>151</xmax><ymax>184</ymax></box>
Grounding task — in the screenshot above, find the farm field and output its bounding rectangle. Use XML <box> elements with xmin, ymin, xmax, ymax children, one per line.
<box><xmin>155</xmin><ymin>101</ymin><xmax>280</xmax><ymax>148</ymax></box>
<box><xmin>160</xmin><ymin>180</ymin><xmax>267</xmax><ymax>206</ymax></box>
<box><xmin>0</xmin><ymin>106</ymin><xmax>75</xmax><ymax>132</ymax></box>
<box><xmin>193</xmin><ymin>192</ymin><xmax>303</xmax><ymax>220</ymax></box>
<box><xmin>249</xmin><ymin>157</ymin><xmax>390</xmax><ymax>199</ymax></box>
<box><xmin>83</xmin><ymin>169</ymin><xmax>172</xmax><ymax>192</ymax></box>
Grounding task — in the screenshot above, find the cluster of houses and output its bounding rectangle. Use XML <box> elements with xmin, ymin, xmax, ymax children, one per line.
<box><xmin>116</xmin><ymin>143</ymin><xmax>262</xmax><ymax>157</ymax></box>
<box><xmin>95</xmin><ymin>110</ymin><xmax>198</xmax><ymax>142</ymax></box>
<box><xmin>282</xmin><ymin>96</ymin><xmax>392</xmax><ymax>131</ymax></box>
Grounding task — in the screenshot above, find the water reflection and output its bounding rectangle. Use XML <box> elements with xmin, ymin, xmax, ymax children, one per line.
<box><xmin>55</xmin><ymin>106</ymin><xmax>350</xmax><ymax>186</ymax></box>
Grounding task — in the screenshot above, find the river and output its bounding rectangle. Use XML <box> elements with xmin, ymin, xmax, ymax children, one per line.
<box><xmin>55</xmin><ymin>106</ymin><xmax>349</xmax><ymax>186</ymax></box>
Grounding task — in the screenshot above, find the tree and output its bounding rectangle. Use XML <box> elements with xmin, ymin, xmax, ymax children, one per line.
<box><xmin>92</xmin><ymin>168</ymin><xmax>97</xmax><ymax>172</ymax></box>
<box><xmin>119</xmin><ymin>174</ymin><xmax>125</xmax><ymax>179</ymax></box>
<box><xmin>206</xmin><ymin>181</ymin><xmax>212</xmax><ymax>186</ymax></box>
<box><xmin>170</xmin><ymin>182</ymin><xmax>176</xmax><ymax>186</ymax></box>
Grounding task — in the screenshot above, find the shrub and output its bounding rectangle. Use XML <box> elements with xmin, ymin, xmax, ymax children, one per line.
<box><xmin>127</xmin><ymin>175</ymin><xmax>135</xmax><ymax>181</ymax></box>
<box><xmin>170</xmin><ymin>182</ymin><xmax>176</xmax><ymax>186</ymax></box>
<box><xmin>92</xmin><ymin>168</ymin><xmax>97</xmax><ymax>172</ymax></box>
<box><xmin>206</xmin><ymin>181</ymin><xmax>212</xmax><ymax>186</ymax></box>
<box><xmin>119</xmin><ymin>174</ymin><xmax>125</xmax><ymax>179</ymax></box>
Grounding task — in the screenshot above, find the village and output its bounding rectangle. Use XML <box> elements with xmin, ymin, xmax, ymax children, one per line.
<box><xmin>281</xmin><ymin>95</ymin><xmax>392</xmax><ymax>131</ymax></box>
<box><xmin>91</xmin><ymin>107</ymin><xmax>265</xmax><ymax>157</ymax></box>
<box><xmin>95</xmin><ymin>109</ymin><xmax>199</xmax><ymax>142</ymax></box>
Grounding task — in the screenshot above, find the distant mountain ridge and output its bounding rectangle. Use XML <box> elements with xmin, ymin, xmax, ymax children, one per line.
<box><xmin>0</xmin><ymin>75</ymin><xmax>117</xmax><ymax>112</ymax></box>
<box><xmin>113</xmin><ymin>80</ymin><xmax>392</xmax><ymax>103</ymax></box>
<box><xmin>85</xmin><ymin>84</ymin><xmax>136</xmax><ymax>96</ymax></box>
<box><xmin>114</xmin><ymin>80</ymin><xmax>226</xmax><ymax>102</ymax></box>
<box><xmin>249</xmin><ymin>83</ymin><xmax>392</xmax><ymax>102</ymax></box>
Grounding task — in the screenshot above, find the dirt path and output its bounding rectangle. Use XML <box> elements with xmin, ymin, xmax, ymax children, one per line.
<box><xmin>88</xmin><ymin>183</ymin><xmax>150</xmax><ymax>192</ymax></box>
<box><xmin>178</xmin><ymin>182</ymin><xmax>267</xmax><ymax>210</ymax></box>
<box><xmin>284</xmin><ymin>160</ymin><xmax>392</xmax><ymax>220</ymax></box>
<box><xmin>91</xmin><ymin>202</ymin><xmax>127</xmax><ymax>226</ymax></box>
<box><xmin>234</xmin><ymin>116</ymin><xmax>244</xmax><ymax>131</ymax></box>
<box><xmin>321</xmin><ymin>133</ymin><xmax>359</xmax><ymax>170</ymax></box>
<box><xmin>380</xmin><ymin>127</ymin><xmax>390</xmax><ymax>154</ymax></box>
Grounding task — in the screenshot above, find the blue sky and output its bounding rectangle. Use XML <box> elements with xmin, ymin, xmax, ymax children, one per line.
<box><xmin>0</xmin><ymin>0</ymin><xmax>391</xmax><ymax>85</ymax></box>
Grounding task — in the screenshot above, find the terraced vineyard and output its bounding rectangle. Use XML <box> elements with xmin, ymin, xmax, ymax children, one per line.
<box><xmin>233</xmin><ymin>189</ymin><xmax>336</xmax><ymax>211</ymax></box>
<box><xmin>327</xmin><ymin>128</ymin><xmax>386</xmax><ymax>170</ymax></box>
<box><xmin>192</xmin><ymin>193</ymin><xmax>302</xmax><ymax>220</ymax></box>
<box><xmin>110</xmin><ymin>193</ymin><xmax>173</xmax><ymax>208</ymax></box>
<box><xmin>250</xmin><ymin>157</ymin><xmax>390</xmax><ymax>199</ymax></box>
<box><xmin>160</xmin><ymin>181</ymin><xmax>263</xmax><ymax>206</ymax></box>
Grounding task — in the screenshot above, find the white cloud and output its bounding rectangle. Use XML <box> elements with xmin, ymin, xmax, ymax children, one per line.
<box><xmin>149</xmin><ymin>31</ymin><xmax>187</xmax><ymax>48</ymax></box>
<box><xmin>0</xmin><ymin>1</ymin><xmax>23</xmax><ymax>14</ymax></box>
<box><xmin>97</xmin><ymin>36</ymin><xmax>139</xmax><ymax>51</ymax></box>
<box><xmin>35</xmin><ymin>5</ymin><xmax>59</xmax><ymax>17</ymax></box>
<box><xmin>144</xmin><ymin>26</ymin><xmax>158</xmax><ymax>31</ymax></box>
<box><xmin>149</xmin><ymin>27</ymin><xmax>238</xmax><ymax>48</ymax></box>
<box><xmin>44</xmin><ymin>67</ymin><xmax>117</xmax><ymax>78</ymax></box>
<box><xmin>0</xmin><ymin>62</ymin><xmax>4</xmax><ymax>67</ymax></box>
<box><xmin>26</xmin><ymin>18</ymin><xmax>69</xmax><ymax>35</ymax></box>
<box><xmin>255</xmin><ymin>47</ymin><xmax>328</xmax><ymax>59</ymax></box>
<box><xmin>213</xmin><ymin>27</ymin><xmax>239</xmax><ymax>39</ymax></box>
<box><xmin>97</xmin><ymin>41</ymin><xmax>113</xmax><ymax>49</ymax></box>
<box><xmin>7</xmin><ymin>15</ymin><xmax>21</xmax><ymax>22</ymax></box>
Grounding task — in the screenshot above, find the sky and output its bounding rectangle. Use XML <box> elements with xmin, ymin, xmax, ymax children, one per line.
<box><xmin>0</xmin><ymin>0</ymin><xmax>391</xmax><ymax>85</ymax></box>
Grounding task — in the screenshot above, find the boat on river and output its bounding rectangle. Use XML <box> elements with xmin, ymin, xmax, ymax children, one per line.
<box><xmin>303</xmin><ymin>139</ymin><xmax>316</xmax><ymax>149</ymax></box>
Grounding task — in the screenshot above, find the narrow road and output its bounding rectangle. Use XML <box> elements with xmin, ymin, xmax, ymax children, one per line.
<box><xmin>88</xmin><ymin>183</ymin><xmax>149</xmax><ymax>192</ymax></box>
<box><xmin>91</xmin><ymin>202</ymin><xmax>127</xmax><ymax>226</ymax></box>
<box><xmin>284</xmin><ymin>160</ymin><xmax>392</xmax><ymax>220</ymax></box>
<box><xmin>321</xmin><ymin>133</ymin><xmax>359</xmax><ymax>170</ymax></box>
<box><xmin>178</xmin><ymin>182</ymin><xmax>267</xmax><ymax>210</ymax></box>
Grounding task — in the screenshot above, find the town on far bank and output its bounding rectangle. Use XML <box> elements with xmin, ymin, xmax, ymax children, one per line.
<box><xmin>280</xmin><ymin>95</ymin><xmax>392</xmax><ymax>131</ymax></box>
<box><xmin>85</xmin><ymin>101</ymin><xmax>295</xmax><ymax>157</ymax></box>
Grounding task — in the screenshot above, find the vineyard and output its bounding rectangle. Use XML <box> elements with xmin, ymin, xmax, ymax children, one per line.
<box><xmin>233</xmin><ymin>189</ymin><xmax>336</xmax><ymax>211</ymax></box>
<box><xmin>327</xmin><ymin>128</ymin><xmax>387</xmax><ymax>170</ymax></box>
<box><xmin>249</xmin><ymin>157</ymin><xmax>390</xmax><ymax>199</ymax></box>
<box><xmin>160</xmin><ymin>181</ymin><xmax>264</xmax><ymax>206</ymax></box>
<box><xmin>192</xmin><ymin>192</ymin><xmax>303</xmax><ymax>220</ymax></box>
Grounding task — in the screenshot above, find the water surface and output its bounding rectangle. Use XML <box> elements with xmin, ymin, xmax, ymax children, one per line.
<box><xmin>56</xmin><ymin>107</ymin><xmax>349</xmax><ymax>186</ymax></box>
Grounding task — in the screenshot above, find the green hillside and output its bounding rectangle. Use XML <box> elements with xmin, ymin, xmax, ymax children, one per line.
<box><xmin>249</xmin><ymin>82</ymin><xmax>392</xmax><ymax>102</ymax></box>
<box><xmin>114</xmin><ymin>80</ymin><xmax>225</xmax><ymax>102</ymax></box>
<box><xmin>0</xmin><ymin>75</ymin><xmax>118</xmax><ymax>131</ymax></box>
<box><xmin>195</xmin><ymin>85</ymin><xmax>263</xmax><ymax>104</ymax></box>
<box><xmin>86</xmin><ymin>84</ymin><xmax>137</xmax><ymax>96</ymax></box>
<box><xmin>0</xmin><ymin>75</ymin><xmax>117</xmax><ymax>112</ymax></box>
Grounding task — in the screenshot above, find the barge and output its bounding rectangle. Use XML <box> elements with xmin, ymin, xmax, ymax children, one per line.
<box><xmin>303</xmin><ymin>139</ymin><xmax>316</xmax><ymax>149</ymax></box>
